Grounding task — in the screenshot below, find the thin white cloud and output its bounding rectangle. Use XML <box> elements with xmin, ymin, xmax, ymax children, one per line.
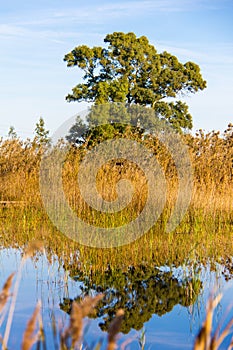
<box><xmin>51</xmin><ymin>0</ymin><xmax>232</xmax><ymax>20</ymax></box>
<box><xmin>155</xmin><ymin>41</ymin><xmax>233</xmax><ymax>66</ymax></box>
<box><xmin>0</xmin><ymin>24</ymin><xmax>27</xmax><ymax>37</ymax></box>
<box><xmin>0</xmin><ymin>0</ymin><xmax>231</xmax><ymax>44</ymax></box>
<box><xmin>0</xmin><ymin>23</ymin><xmax>102</xmax><ymax>44</ymax></box>
<box><xmin>3</xmin><ymin>0</ymin><xmax>229</xmax><ymax>30</ymax></box>
<box><xmin>20</xmin><ymin>0</ymin><xmax>187</xmax><ymax>26</ymax></box>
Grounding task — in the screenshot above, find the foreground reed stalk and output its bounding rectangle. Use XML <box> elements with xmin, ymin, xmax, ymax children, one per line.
<box><xmin>1</xmin><ymin>267</ymin><xmax>233</xmax><ymax>349</ymax></box>
<box><xmin>21</xmin><ymin>302</ymin><xmax>41</xmax><ymax>350</ymax></box>
<box><xmin>194</xmin><ymin>294</ymin><xmax>233</xmax><ymax>350</ymax></box>
<box><xmin>1</xmin><ymin>242</ymin><xmax>44</xmax><ymax>350</ymax></box>
<box><xmin>62</xmin><ymin>294</ymin><xmax>104</xmax><ymax>348</ymax></box>
<box><xmin>2</xmin><ymin>259</ymin><xmax>25</xmax><ymax>349</ymax></box>
<box><xmin>107</xmin><ymin>309</ymin><xmax>125</xmax><ymax>350</ymax></box>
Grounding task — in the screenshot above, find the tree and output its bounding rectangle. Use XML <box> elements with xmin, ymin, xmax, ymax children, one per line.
<box><xmin>64</xmin><ymin>32</ymin><xmax>206</xmax><ymax>133</ymax></box>
<box><xmin>33</xmin><ymin>117</ymin><xmax>50</xmax><ymax>148</ymax></box>
<box><xmin>7</xmin><ymin>126</ymin><xmax>18</xmax><ymax>140</ymax></box>
<box><xmin>65</xmin><ymin>109</ymin><xmax>143</xmax><ymax>148</ymax></box>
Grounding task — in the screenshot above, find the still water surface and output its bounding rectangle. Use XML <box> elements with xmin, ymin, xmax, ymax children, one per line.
<box><xmin>0</xmin><ymin>248</ymin><xmax>232</xmax><ymax>349</ymax></box>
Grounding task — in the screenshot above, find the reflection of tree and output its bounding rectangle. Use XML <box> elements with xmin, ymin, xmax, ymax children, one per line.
<box><xmin>60</xmin><ymin>264</ymin><xmax>202</xmax><ymax>334</ymax></box>
<box><xmin>219</xmin><ymin>257</ymin><xmax>233</xmax><ymax>282</ymax></box>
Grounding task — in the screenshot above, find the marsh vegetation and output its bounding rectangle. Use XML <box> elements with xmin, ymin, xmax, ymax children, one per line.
<box><xmin>0</xmin><ymin>121</ymin><xmax>232</xmax><ymax>348</ymax></box>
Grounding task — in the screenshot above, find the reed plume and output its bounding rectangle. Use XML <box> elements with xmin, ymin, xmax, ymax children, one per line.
<box><xmin>21</xmin><ymin>301</ymin><xmax>41</xmax><ymax>350</ymax></box>
<box><xmin>194</xmin><ymin>293</ymin><xmax>233</xmax><ymax>350</ymax></box>
<box><xmin>62</xmin><ymin>294</ymin><xmax>104</xmax><ymax>348</ymax></box>
<box><xmin>107</xmin><ymin>309</ymin><xmax>124</xmax><ymax>350</ymax></box>
<box><xmin>0</xmin><ymin>273</ymin><xmax>14</xmax><ymax>314</ymax></box>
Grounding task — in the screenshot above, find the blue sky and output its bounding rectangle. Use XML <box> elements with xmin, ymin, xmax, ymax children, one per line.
<box><xmin>0</xmin><ymin>0</ymin><xmax>233</xmax><ymax>138</ymax></box>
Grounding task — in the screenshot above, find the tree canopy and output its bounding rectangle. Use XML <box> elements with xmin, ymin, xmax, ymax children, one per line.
<box><xmin>64</xmin><ymin>32</ymin><xmax>206</xmax><ymax>132</ymax></box>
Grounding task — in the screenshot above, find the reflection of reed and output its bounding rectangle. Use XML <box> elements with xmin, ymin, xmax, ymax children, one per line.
<box><xmin>0</xmin><ymin>203</ymin><xmax>232</xmax><ymax>279</ymax></box>
<box><xmin>0</xmin><ymin>126</ymin><xmax>232</xmax><ymax>272</ymax></box>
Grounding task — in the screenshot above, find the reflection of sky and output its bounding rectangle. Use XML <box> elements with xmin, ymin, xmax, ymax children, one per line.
<box><xmin>0</xmin><ymin>249</ymin><xmax>80</xmax><ymax>349</ymax></box>
<box><xmin>0</xmin><ymin>248</ymin><xmax>233</xmax><ymax>349</ymax></box>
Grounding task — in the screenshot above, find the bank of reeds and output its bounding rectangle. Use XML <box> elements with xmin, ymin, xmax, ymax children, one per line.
<box><xmin>1</xmin><ymin>124</ymin><xmax>232</xmax><ymax>210</ymax></box>
<box><xmin>0</xmin><ymin>125</ymin><xmax>232</xmax><ymax>271</ymax></box>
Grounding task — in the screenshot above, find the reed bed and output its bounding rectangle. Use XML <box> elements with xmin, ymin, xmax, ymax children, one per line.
<box><xmin>0</xmin><ymin>125</ymin><xmax>232</xmax><ymax>206</ymax></box>
<box><xmin>0</xmin><ymin>125</ymin><xmax>232</xmax><ymax>271</ymax></box>
<box><xmin>0</xmin><ymin>126</ymin><xmax>232</xmax><ymax>316</ymax></box>
<box><xmin>0</xmin><ymin>123</ymin><xmax>232</xmax><ymax>348</ymax></box>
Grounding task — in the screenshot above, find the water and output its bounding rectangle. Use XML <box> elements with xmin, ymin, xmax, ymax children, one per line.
<box><xmin>0</xmin><ymin>247</ymin><xmax>232</xmax><ymax>349</ymax></box>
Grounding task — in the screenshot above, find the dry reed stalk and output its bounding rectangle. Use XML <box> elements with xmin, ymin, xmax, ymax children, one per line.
<box><xmin>193</xmin><ymin>293</ymin><xmax>233</xmax><ymax>350</ymax></box>
<box><xmin>66</xmin><ymin>301</ymin><xmax>83</xmax><ymax>348</ymax></box>
<box><xmin>194</xmin><ymin>294</ymin><xmax>222</xmax><ymax>350</ymax></box>
<box><xmin>62</xmin><ymin>294</ymin><xmax>104</xmax><ymax>348</ymax></box>
<box><xmin>119</xmin><ymin>336</ymin><xmax>136</xmax><ymax>350</ymax></box>
<box><xmin>2</xmin><ymin>241</ymin><xmax>44</xmax><ymax>350</ymax></box>
<box><xmin>107</xmin><ymin>309</ymin><xmax>124</xmax><ymax>350</ymax></box>
<box><xmin>2</xmin><ymin>261</ymin><xmax>25</xmax><ymax>349</ymax></box>
<box><xmin>80</xmin><ymin>294</ymin><xmax>104</xmax><ymax>317</ymax></box>
<box><xmin>211</xmin><ymin>317</ymin><xmax>233</xmax><ymax>350</ymax></box>
<box><xmin>227</xmin><ymin>335</ymin><xmax>233</xmax><ymax>350</ymax></box>
<box><xmin>21</xmin><ymin>301</ymin><xmax>41</xmax><ymax>350</ymax></box>
<box><xmin>0</xmin><ymin>273</ymin><xmax>14</xmax><ymax>314</ymax></box>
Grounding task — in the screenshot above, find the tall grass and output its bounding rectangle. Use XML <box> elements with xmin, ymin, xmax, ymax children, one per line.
<box><xmin>0</xmin><ymin>124</ymin><xmax>232</xmax><ymax>349</ymax></box>
<box><xmin>0</xmin><ymin>124</ymin><xmax>232</xmax><ymax>272</ymax></box>
<box><xmin>1</xmin><ymin>124</ymin><xmax>232</xmax><ymax>207</ymax></box>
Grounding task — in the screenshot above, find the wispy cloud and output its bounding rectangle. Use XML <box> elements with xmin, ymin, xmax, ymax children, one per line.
<box><xmin>0</xmin><ymin>24</ymin><xmax>27</xmax><ymax>37</ymax></box>
<box><xmin>2</xmin><ymin>0</ymin><xmax>229</xmax><ymax>31</ymax></box>
<box><xmin>155</xmin><ymin>41</ymin><xmax>233</xmax><ymax>66</ymax></box>
<box><xmin>51</xmin><ymin>0</ymin><xmax>232</xmax><ymax>20</ymax></box>
<box><xmin>0</xmin><ymin>0</ymin><xmax>231</xmax><ymax>43</ymax></box>
<box><xmin>0</xmin><ymin>23</ymin><xmax>102</xmax><ymax>44</ymax></box>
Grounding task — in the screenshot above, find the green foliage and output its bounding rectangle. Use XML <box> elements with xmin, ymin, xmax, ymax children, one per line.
<box><xmin>33</xmin><ymin>117</ymin><xmax>50</xmax><ymax>148</ymax></box>
<box><xmin>65</xmin><ymin>102</ymin><xmax>178</xmax><ymax>148</ymax></box>
<box><xmin>65</xmin><ymin>104</ymin><xmax>144</xmax><ymax>147</ymax></box>
<box><xmin>65</xmin><ymin>115</ymin><xmax>88</xmax><ymax>145</ymax></box>
<box><xmin>60</xmin><ymin>265</ymin><xmax>202</xmax><ymax>334</ymax></box>
<box><xmin>7</xmin><ymin>126</ymin><xmax>18</xmax><ymax>140</ymax></box>
<box><xmin>64</xmin><ymin>32</ymin><xmax>207</xmax><ymax>133</ymax></box>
